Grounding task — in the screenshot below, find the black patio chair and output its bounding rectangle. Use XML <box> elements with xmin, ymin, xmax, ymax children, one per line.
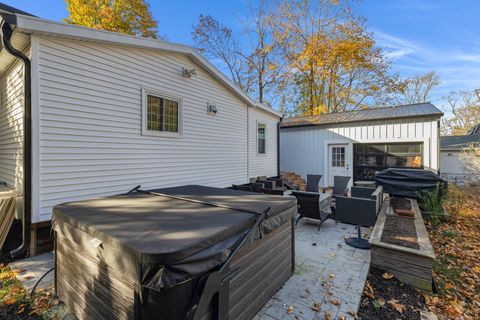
<box><xmin>291</xmin><ymin>191</ymin><xmax>333</xmax><ymax>233</ymax></box>
<box><xmin>262</xmin><ymin>188</ymin><xmax>284</xmax><ymax>196</ymax></box>
<box><xmin>267</xmin><ymin>177</ymin><xmax>284</xmax><ymax>189</ymax></box>
<box><xmin>306</xmin><ymin>174</ymin><xmax>322</xmax><ymax>192</ymax></box>
<box><xmin>232</xmin><ymin>184</ymin><xmax>253</xmax><ymax>192</ymax></box>
<box><xmin>332</xmin><ymin>176</ymin><xmax>351</xmax><ymax>197</ymax></box>
<box><xmin>250</xmin><ymin>182</ymin><xmax>264</xmax><ymax>193</ymax></box>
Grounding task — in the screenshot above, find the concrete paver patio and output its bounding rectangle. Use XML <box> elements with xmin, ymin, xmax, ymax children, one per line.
<box><xmin>8</xmin><ymin>219</ymin><xmax>370</xmax><ymax>320</ymax></box>
<box><xmin>254</xmin><ymin>219</ymin><xmax>370</xmax><ymax>320</ymax></box>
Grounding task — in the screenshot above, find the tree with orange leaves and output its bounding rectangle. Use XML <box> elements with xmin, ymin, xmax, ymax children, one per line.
<box><xmin>64</xmin><ymin>0</ymin><xmax>158</xmax><ymax>39</ymax></box>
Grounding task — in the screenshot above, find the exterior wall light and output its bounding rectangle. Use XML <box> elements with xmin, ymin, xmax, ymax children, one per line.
<box><xmin>207</xmin><ymin>103</ymin><xmax>218</xmax><ymax>115</ymax></box>
<box><xmin>182</xmin><ymin>68</ymin><xmax>197</xmax><ymax>78</ymax></box>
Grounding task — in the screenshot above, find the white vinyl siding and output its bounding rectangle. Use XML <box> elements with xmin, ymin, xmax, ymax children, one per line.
<box><xmin>280</xmin><ymin>118</ymin><xmax>440</xmax><ymax>186</ymax></box>
<box><xmin>34</xmin><ymin>36</ymin><xmax>280</xmax><ymax>222</ymax></box>
<box><xmin>249</xmin><ymin>107</ymin><xmax>278</xmax><ymax>178</ymax></box>
<box><xmin>0</xmin><ymin>60</ymin><xmax>24</xmax><ymax>191</ymax></box>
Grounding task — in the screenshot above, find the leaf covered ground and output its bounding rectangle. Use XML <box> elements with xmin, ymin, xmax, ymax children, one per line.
<box><xmin>0</xmin><ymin>263</ymin><xmax>54</xmax><ymax>320</ymax></box>
<box><xmin>425</xmin><ymin>185</ymin><xmax>480</xmax><ymax>319</ymax></box>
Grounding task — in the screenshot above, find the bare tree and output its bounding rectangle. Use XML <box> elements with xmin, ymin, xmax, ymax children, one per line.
<box><xmin>442</xmin><ymin>90</ymin><xmax>480</xmax><ymax>135</ymax></box>
<box><xmin>403</xmin><ymin>71</ymin><xmax>440</xmax><ymax>104</ymax></box>
<box><xmin>192</xmin><ymin>15</ymin><xmax>253</xmax><ymax>94</ymax></box>
<box><xmin>239</xmin><ymin>0</ymin><xmax>282</xmax><ymax>104</ymax></box>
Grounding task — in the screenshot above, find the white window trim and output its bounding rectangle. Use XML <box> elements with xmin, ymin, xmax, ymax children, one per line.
<box><xmin>257</xmin><ymin>121</ymin><xmax>267</xmax><ymax>156</ymax></box>
<box><xmin>141</xmin><ymin>88</ymin><xmax>183</xmax><ymax>138</ymax></box>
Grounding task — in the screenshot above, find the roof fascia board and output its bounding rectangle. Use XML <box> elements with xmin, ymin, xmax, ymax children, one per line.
<box><xmin>280</xmin><ymin>114</ymin><xmax>443</xmax><ymax>129</ymax></box>
<box><xmin>14</xmin><ymin>14</ymin><xmax>282</xmax><ymax>118</ymax></box>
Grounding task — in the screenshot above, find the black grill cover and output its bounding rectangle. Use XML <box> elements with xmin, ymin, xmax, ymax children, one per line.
<box><xmin>375</xmin><ymin>168</ymin><xmax>447</xmax><ymax>198</ymax></box>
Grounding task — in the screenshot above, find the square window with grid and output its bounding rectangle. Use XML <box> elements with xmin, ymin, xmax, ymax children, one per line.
<box><xmin>257</xmin><ymin>123</ymin><xmax>266</xmax><ymax>154</ymax></box>
<box><xmin>331</xmin><ymin>147</ymin><xmax>345</xmax><ymax>167</ymax></box>
<box><xmin>146</xmin><ymin>94</ymin><xmax>179</xmax><ymax>133</ymax></box>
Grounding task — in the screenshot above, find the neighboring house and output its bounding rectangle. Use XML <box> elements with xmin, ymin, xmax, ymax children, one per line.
<box><xmin>280</xmin><ymin>103</ymin><xmax>443</xmax><ymax>188</ymax></box>
<box><xmin>440</xmin><ymin>123</ymin><xmax>480</xmax><ymax>184</ymax></box>
<box><xmin>0</xmin><ymin>5</ymin><xmax>282</xmax><ymax>254</ymax></box>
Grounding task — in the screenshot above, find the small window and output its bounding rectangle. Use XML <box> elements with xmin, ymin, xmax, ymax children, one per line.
<box><xmin>331</xmin><ymin>147</ymin><xmax>345</xmax><ymax>167</ymax></box>
<box><xmin>257</xmin><ymin>123</ymin><xmax>266</xmax><ymax>154</ymax></box>
<box><xmin>142</xmin><ymin>89</ymin><xmax>182</xmax><ymax>137</ymax></box>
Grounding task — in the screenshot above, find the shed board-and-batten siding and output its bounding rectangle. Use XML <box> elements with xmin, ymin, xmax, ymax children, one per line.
<box><xmin>35</xmin><ymin>36</ymin><xmax>277</xmax><ymax>222</ymax></box>
<box><xmin>280</xmin><ymin>118</ymin><xmax>439</xmax><ymax>184</ymax></box>
<box><xmin>248</xmin><ymin>106</ymin><xmax>278</xmax><ymax>178</ymax></box>
<box><xmin>0</xmin><ymin>59</ymin><xmax>24</xmax><ymax>192</ymax></box>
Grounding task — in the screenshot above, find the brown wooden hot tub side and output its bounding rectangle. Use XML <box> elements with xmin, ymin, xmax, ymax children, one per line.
<box><xmin>369</xmin><ymin>199</ymin><xmax>435</xmax><ymax>292</ymax></box>
<box><xmin>55</xmin><ymin>218</ymin><xmax>294</xmax><ymax>320</ymax></box>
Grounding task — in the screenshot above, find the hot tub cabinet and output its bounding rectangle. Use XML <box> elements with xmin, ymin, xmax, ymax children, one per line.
<box><xmin>53</xmin><ymin>185</ymin><xmax>297</xmax><ymax>320</ymax></box>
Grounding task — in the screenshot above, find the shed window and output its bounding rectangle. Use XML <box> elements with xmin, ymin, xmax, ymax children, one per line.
<box><xmin>353</xmin><ymin>142</ymin><xmax>423</xmax><ymax>181</ymax></box>
<box><xmin>142</xmin><ymin>90</ymin><xmax>182</xmax><ymax>137</ymax></box>
<box><xmin>257</xmin><ymin>123</ymin><xmax>266</xmax><ymax>154</ymax></box>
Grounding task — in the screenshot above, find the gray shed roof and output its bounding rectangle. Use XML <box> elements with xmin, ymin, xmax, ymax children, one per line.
<box><xmin>440</xmin><ymin>135</ymin><xmax>480</xmax><ymax>151</ymax></box>
<box><xmin>281</xmin><ymin>102</ymin><xmax>443</xmax><ymax>128</ymax></box>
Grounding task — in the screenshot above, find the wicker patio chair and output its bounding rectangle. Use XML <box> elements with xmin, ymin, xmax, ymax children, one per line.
<box><xmin>291</xmin><ymin>190</ymin><xmax>333</xmax><ymax>233</ymax></box>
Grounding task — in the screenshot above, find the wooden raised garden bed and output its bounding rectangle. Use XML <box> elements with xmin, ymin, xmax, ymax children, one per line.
<box><xmin>369</xmin><ymin>198</ymin><xmax>435</xmax><ymax>291</ymax></box>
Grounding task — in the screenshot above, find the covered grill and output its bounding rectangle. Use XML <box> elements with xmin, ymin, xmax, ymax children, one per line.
<box><xmin>52</xmin><ymin>185</ymin><xmax>297</xmax><ymax>320</ymax></box>
<box><xmin>375</xmin><ymin>168</ymin><xmax>447</xmax><ymax>199</ymax></box>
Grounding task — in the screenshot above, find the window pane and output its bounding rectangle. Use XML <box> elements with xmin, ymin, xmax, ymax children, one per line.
<box><xmin>258</xmin><ymin>123</ymin><xmax>266</xmax><ymax>154</ymax></box>
<box><xmin>163</xmin><ymin>98</ymin><xmax>179</xmax><ymax>133</ymax></box>
<box><xmin>147</xmin><ymin>95</ymin><xmax>163</xmax><ymax>131</ymax></box>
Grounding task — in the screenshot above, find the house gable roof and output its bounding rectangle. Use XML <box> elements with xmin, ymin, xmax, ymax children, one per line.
<box><xmin>1</xmin><ymin>10</ymin><xmax>282</xmax><ymax>118</ymax></box>
<box><xmin>281</xmin><ymin>102</ymin><xmax>443</xmax><ymax>128</ymax></box>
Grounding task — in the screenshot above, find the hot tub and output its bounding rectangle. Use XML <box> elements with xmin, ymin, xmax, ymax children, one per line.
<box><xmin>52</xmin><ymin>185</ymin><xmax>297</xmax><ymax>320</ymax></box>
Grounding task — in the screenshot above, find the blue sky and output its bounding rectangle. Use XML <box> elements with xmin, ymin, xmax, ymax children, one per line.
<box><xmin>6</xmin><ymin>0</ymin><xmax>480</xmax><ymax>113</ymax></box>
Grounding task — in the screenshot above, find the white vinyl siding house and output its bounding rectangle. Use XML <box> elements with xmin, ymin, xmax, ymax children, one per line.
<box><xmin>0</xmin><ymin>59</ymin><xmax>24</xmax><ymax>191</ymax></box>
<box><xmin>0</xmin><ymin>14</ymin><xmax>282</xmax><ymax>224</ymax></box>
<box><xmin>280</xmin><ymin>104</ymin><xmax>442</xmax><ymax>188</ymax></box>
<box><xmin>248</xmin><ymin>106</ymin><xmax>278</xmax><ymax>178</ymax></box>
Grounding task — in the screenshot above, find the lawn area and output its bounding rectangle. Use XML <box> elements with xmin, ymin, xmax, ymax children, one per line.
<box><xmin>359</xmin><ymin>185</ymin><xmax>480</xmax><ymax>320</ymax></box>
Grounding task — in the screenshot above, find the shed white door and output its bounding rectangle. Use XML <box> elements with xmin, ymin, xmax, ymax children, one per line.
<box><xmin>328</xmin><ymin>144</ymin><xmax>350</xmax><ymax>186</ymax></box>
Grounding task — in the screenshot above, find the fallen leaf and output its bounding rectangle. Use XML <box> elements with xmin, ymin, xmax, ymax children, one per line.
<box><xmin>329</xmin><ymin>273</ymin><xmax>335</xmax><ymax>279</ymax></box>
<box><xmin>377</xmin><ymin>298</ymin><xmax>385</xmax><ymax>306</ymax></box>
<box><xmin>311</xmin><ymin>302</ymin><xmax>321</xmax><ymax>312</ymax></box>
<box><xmin>3</xmin><ymin>297</ymin><xmax>16</xmax><ymax>305</ymax></box>
<box><xmin>473</xmin><ymin>266</ymin><xmax>480</xmax><ymax>273</ymax></box>
<box><xmin>331</xmin><ymin>299</ymin><xmax>340</xmax><ymax>305</ymax></box>
<box><xmin>16</xmin><ymin>308</ymin><xmax>25</xmax><ymax>315</ymax></box>
<box><xmin>382</xmin><ymin>272</ymin><xmax>394</xmax><ymax>280</ymax></box>
<box><xmin>324</xmin><ymin>311</ymin><xmax>332</xmax><ymax>320</ymax></box>
<box><xmin>338</xmin><ymin>316</ymin><xmax>346</xmax><ymax>320</ymax></box>
<box><xmin>445</xmin><ymin>282</ymin><xmax>454</xmax><ymax>290</ymax></box>
<box><xmin>445</xmin><ymin>305</ymin><xmax>463</xmax><ymax>318</ymax></box>
<box><xmin>287</xmin><ymin>306</ymin><xmax>294</xmax><ymax>315</ymax></box>
<box><xmin>388</xmin><ymin>299</ymin><xmax>405</xmax><ymax>314</ymax></box>
<box><xmin>347</xmin><ymin>310</ymin><xmax>357</xmax><ymax>317</ymax></box>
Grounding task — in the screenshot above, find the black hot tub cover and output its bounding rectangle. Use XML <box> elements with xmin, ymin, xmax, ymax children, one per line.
<box><xmin>52</xmin><ymin>185</ymin><xmax>297</xmax><ymax>288</ymax></box>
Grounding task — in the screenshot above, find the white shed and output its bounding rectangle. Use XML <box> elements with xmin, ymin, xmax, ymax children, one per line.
<box><xmin>280</xmin><ymin>103</ymin><xmax>443</xmax><ymax>188</ymax></box>
<box><xmin>440</xmin><ymin>125</ymin><xmax>480</xmax><ymax>184</ymax></box>
<box><xmin>0</xmin><ymin>7</ymin><xmax>281</xmax><ymax>254</ymax></box>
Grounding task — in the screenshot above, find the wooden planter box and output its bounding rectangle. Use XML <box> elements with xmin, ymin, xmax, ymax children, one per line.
<box><xmin>369</xmin><ymin>199</ymin><xmax>435</xmax><ymax>291</ymax></box>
